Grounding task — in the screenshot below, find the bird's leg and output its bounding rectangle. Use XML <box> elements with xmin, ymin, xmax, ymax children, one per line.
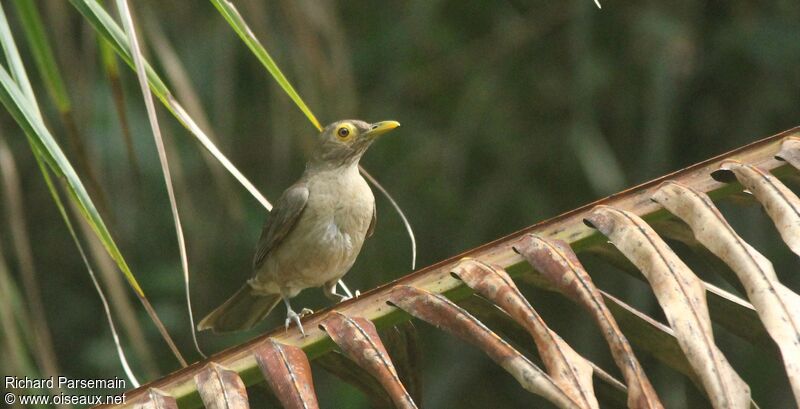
<box><xmin>338</xmin><ymin>280</ymin><xmax>360</xmax><ymax>299</ymax></box>
<box><xmin>282</xmin><ymin>296</ymin><xmax>307</xmax><ymax>337</ymax></box>
<box><xmin>323</xmin><ymin>280</ymin><xmax>347</xmax><ymax>302</ymax></box>
<box><xmin>324</xmin><ymin>280</ymin><xmax>360</xmax><ymax>302</ymax></box>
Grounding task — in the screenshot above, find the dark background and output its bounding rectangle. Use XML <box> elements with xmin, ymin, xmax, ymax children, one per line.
<box><xmin>1</xmin><ymin>0</ymin><xmax>799</xmax><ymax>407</ymax></box>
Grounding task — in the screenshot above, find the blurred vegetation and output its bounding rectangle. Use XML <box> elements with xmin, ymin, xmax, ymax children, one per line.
<box><xmin>0</xmin><ymin>0</ymin><xmax>799</xmax><ymax>408</ymax></box>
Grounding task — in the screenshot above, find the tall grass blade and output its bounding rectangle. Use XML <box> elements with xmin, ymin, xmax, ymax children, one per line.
<box><xmin>0</xmin><ymin>6</ymin><xmax>187</xmax><ymax>367</ymax></box>
<box><xmin>0</xmin><ymin>245</ymin><xmax>40</xmax><ymax>409</ymax></box>
<box><xmin>13</xmin><ymin>0</ymin><xmax>111</xmax><ymax>217</ymax></box>
<box><xmin>33</xmin><ymin>152</ymin><xmax>140</xmax><ymax>387</ymax></box>
<box><xmin>0</xmin><ymin>1</ymin><xmax>135</xmax><ymax>294</ymax></box>
<box><xmin>115</xmin><ymin>0</ymin><xmax>204</xmax><ymax>359</ymax></box>
<box><xmin>0</xmin><ymin>227</ymin><xmax>62</xmax><ymax>409</ymax></box>
<box><xmin>142</xmin><ymin>6</ymin><xmax>243</xmax><ymax>219</ymax></box>
<box><xmin>75</xmin><ymin>213</ymin><xmax>160</xmax><ymax>378</ymax></box>
<box><xmin>209</xmin><ymin>0</ymin><xmax>323</xmax><ymax>132</ymax></box>
<box><xmin>12</xmin><ymin>0</ymin><xmax>68</xmax><ymax>109</ymax></box>
<box><xmin>69</xmin><ymin>0</ymin><xmax>273</xmax><ymax>211</ymax></box>
<box><xmin>0</xmin><ymin>2</ymin><xmax>40</xmax><ymax>121</ymax></box>
<box><xmin>0</xmin><ymin>133</ymin><xmax>64</xmax><ymax>406</ymax></box>
<box><xmin>99</xmin><ymin>34</ymin><xmax>140</xmax><ymax>176</ymax></box>
<box><xmin>0</xmin><ymin>3</ymin><xmax>141</xmax><ymax>386</ymax></box>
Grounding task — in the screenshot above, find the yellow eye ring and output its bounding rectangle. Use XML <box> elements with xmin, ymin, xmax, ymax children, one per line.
<box><xmin>336</xmin><ymin>125</ymin><xmax>354</xmax><ymax>140</ymax></box>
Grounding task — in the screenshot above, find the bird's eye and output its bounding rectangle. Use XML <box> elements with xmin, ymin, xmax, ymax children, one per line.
<box><xmin>336</xmin><ymin>126</ymin><xmax>351</xmax><ymax>140</ymax></box>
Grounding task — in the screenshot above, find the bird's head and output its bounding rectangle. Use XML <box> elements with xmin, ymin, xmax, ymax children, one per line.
<box><xmin>309</xmin><ymin>119</ymin><xmax>400</xmax><ymax>169</ymax></box>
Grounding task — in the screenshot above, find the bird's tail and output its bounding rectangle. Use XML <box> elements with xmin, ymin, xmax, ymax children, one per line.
<box><xmin>197</xmin><ymin>284</ymin><xmax>281</xmax><ymax>333</ymax></box>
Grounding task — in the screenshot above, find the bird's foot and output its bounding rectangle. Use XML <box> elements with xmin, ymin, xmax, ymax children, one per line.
<box><xmin>339</xmin><ymin>290</ymin><xmax>360</xmax><ymax>301</ymax></box>
<box><xmin>333</xmin><ymin>291</ymin><xmax>359</xmax><ymax>302</ymax></box>
<box><xmin>282</xmin><ymin>296</ymin><xmax>312</xmax><ymax>337</ymax></box>
<box><xmin>285</xmin><ymin>309</ymin><xmax>306</xmax><ymax>337</ymax></box>
<box><xmin>324</xmin><ymin>281</ymin><xmax>355</xmax><ymax>303</ymax></box>
<box><xmin>337</xmin><ymin>280</ymin><xmax>360</xmax><ymax>300</ymax></box>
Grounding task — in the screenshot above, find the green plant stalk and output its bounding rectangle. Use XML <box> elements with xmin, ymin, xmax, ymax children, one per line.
<box><xmin>99</xmin><ymin>35</ymin><xmax>119</xmax><ymax>76</ymax></box>
<box><xmin>0</xmin><ymin>64</ymin><xmax>143</xmax><ymax>296</ymax></box>
<box><xmin>0</xmin><ymin>0</ymin><xmax>173</xmax><ymax>375</ymax></box>
<box><xmin>13</xmin><ymin>0</ymin><xmax>111</xmax><ymax>217</ymax></box>
<box><xmin>115</xmin><ymin>0</ymin><xmax>201</xmax><ymax>362</ymax></box>
<box><xmin>10</xmin><ymin>0</ymin><xmax>155</xmax><ymax>374</ymax></box>
<box><xmin>13</xmin><ymin>0</ymin><xmax>70</xmax><ymax>111</ymax></box>
<box><xmin>0</xmin><ymin>134</ymin><xmax>65</xmax><ymax>408</ymax></box>
<box><xmin>69</xmin><ymin>0</ymin><xmax>273</xmax><ymax>211</ymax></box>
<box><xmin>31</xmin><ymin>145</ymin><xmax>141</xmax><ymax>386</ymax></box>
<box><xmin>70</xmin><ymin>0</ymin><xmax>167</xmax><ymax>93</ymax></box>
<box><xmin>0</xmin><ymin>54</ymin><xmax>186</xmax><ymax>366</ymax></box>
<box><xmin>142</xmin><ymin>5</ymin><xmax>244</xmax><ymax>220</ymax></box>
<box><xmin>0</xmin><ymin>2</ymin><xmax>40</xmax><ymax>121</ymax></box>
<box><xmin>0</xmin><ymin>250</ymin><xmax>49</xmax><ymax>409</ymax></box>
<box><xmin>209</xmin><ymin>0</ymin><xmax>323</xmax><ymax>131</ymax></box>
<box><xmin>0</xmin><ymin>65</ymin><xmax>189</xmax><ymax>368</ymax></box>
<box><xmin>0</xmin><ymin>2</ymin><xmax>136</xmax><ymax>291</ymax></box>
<box><xmin>98</xmin><ymin>34</ymin><xmax>140</xmax><ymax>175</ymax></box>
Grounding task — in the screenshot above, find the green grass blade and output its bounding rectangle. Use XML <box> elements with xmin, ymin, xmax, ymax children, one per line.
<box><xmin>0</xmin><ymin>0</ymin><xmax>142</xmax><ymax>301</ymax></box>
<box><xmin>31</xmin><ymin>148</ymin><xmax>141</xmax><ymax>387</ymax></box>
<box><xmin>0</xmin><ymin>63</ymin><xmax>188</xmax><ymax>366</ymax></box>
<box><xmin>142</xmin><ymin>6</ymin><xmax>244</xmax><ymax>219</ymax></box>
<box><xmin>12</xmin><ymin>0</ymin><xmax>70</xmax><ymax>112</ymax></box>
<box><xmin>0</xmin><ymin>3</ymin><xmax>41</xmax><ymax>121</ymax></box>
<box><xmin>115</xmin><ymin>0</ymin><xmax>204</xmax><ymax>360</ymax></box>
<box><xmin>69</xmin><ymin>0</ymin><xmax>168</xmax><ymax>93</ymax></box>
<box><xmin>69</xmin><ymin>0</ymin><xmax>273</xmax><ymax>211</ymax></box>
<box><xmin>209</xmin><ymin>0</ymin><xmax>323</xmax><ymax>131</ymax></box>
<box><xmin>0</xmin><ymin>245</ymin><xmax>50</xmax><ymax>409</ymax></box>
<box><xmin>99</xmin><ymin>33</ymin><xmax>140</xmax><ymax>175</ymax></box>
<box><xmin>0</xmin><ymin>134</ymin><xmax>63</xmax><ymax>403</ymax></box>
<box><xmin>0</xmin><ymin>0</ymin><xmax>183</xmax><ymax>371</ymax></box>
<box><xmin>0</xmin><ymin>63</ymin><xmax>143</xmax><ymax>296</ymax></box>
<box><xmin>13</xmin><ymin>0</ymin><xmax>111</xmax><ymax>218</ymax></box>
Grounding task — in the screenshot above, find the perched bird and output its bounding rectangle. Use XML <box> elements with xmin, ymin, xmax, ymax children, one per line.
<box><xmin>198</xmin><ymin>119</ymin><xmax>400</xmax><ymax>335</ymax></box>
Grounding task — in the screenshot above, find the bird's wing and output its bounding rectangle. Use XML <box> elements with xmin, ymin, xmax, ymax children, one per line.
<box><xmin>366</xmin><ymin>204</ymin><xmax>376</xmax><ymax>238</ymax></box>
<box><xmin>252</xmin><ymin>182</ymin><xmax>309</xmax><ymax>271</ymax></box>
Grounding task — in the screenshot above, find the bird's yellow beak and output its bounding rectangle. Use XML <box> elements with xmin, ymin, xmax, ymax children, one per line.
<box><xmin>365</xmin><ymin>120</ymin><xmax>400</xmax><ymax>138</ymax></box>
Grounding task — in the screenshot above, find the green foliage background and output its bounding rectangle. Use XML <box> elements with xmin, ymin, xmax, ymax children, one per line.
<box><xmin>1</xmin><ymin>1</ymin><xmax>799</xmax><ymax>407</ymax></box>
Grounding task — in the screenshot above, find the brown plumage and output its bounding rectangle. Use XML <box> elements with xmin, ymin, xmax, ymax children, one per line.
<box><xmin>198</xmin><ymin>120</ymin><xmax>399</xmax><ymax>335</ymax></box>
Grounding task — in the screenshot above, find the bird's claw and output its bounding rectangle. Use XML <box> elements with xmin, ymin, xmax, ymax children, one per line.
<box><xmin>300</xmin><ymin>308</ymin><xmax>313</xmax><ymax>316</ymax></box>
<box><xmin>342</xmin><ymin>290</ymin><xmax>361</xmax><ymax>301</ymax></box>
<box><xmin>338</xmin><ymin>292</ymin><xmax>359</xmax><ymax>302</ymax></box>
<box><xmin>337</xmin><ymin>280</ymin><xmax>359</xmax><ymax>300</ymax></box>
<box><xmin>339</xmin><ymin>290</ymin><xmax>360</xmax><ymax>301</ymax></box>
<box><xmin>285</xmin><ymin>309</ymin><xmax>307</xmax><ymax>337</ymax></box>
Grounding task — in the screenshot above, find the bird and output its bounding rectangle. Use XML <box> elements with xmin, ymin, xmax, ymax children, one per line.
<box><xmin>197</xmin><ymin>119</ymin><xmax>400</xmax><ymax>336</ymax></box>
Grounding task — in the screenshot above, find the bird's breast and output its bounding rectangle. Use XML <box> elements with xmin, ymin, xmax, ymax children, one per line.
<box><xmin>308</xmin><ymin>167</ymin><xmax>375</xmax><ymax>240</ymax></box>
<box><xmin>259</xmin><ymin>167</ymin><xmax>374</xmax><ymax>293</ymax></box>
